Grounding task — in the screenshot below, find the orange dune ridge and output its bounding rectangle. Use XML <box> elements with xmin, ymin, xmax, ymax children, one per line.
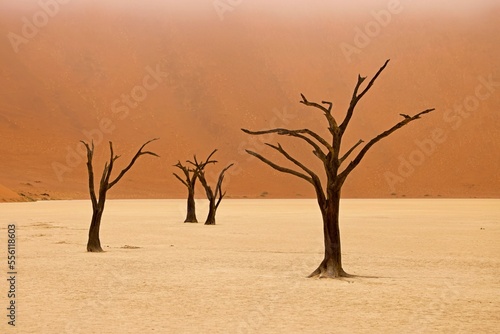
<box><xmin>0</xmin><ymin>0</ymin><xmax>499</xmax><ymax>201</ymax></box>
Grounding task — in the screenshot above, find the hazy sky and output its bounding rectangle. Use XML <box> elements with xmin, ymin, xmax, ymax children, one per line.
<box><xmin>1</xmin><ymin>0</ymin><xmax>499</xmax><ymax>17</ymax></box>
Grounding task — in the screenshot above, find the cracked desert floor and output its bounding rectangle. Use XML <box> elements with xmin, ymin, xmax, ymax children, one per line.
<box><xmin>0</xmin><ymin>199</ymin><xmax>499</xmax><ymax>333</ymax></box>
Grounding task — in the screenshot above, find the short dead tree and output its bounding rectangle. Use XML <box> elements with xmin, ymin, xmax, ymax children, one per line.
<box><xmin>173</xmin><ymin>150</ymin><xmax>217</xmax><ymax>223</ymax></box>
<box><xmin>188</xmin><ymin>150</ymin><xmax>233</xmax><ymax>225</ymax></box>
<box><xmin>81</xmin><ymin>138</ymin><xmax>159</xmax><ymax>252</ymax></box>
<box><xmin>242</xmin><ymin>60</ymin><xmax>435</xmax><ymax>278</ymax></box>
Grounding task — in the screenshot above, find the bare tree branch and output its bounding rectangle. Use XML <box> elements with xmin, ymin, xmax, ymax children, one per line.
<box><xmin>203</xmin><ymin>149</ymin><xmax>218</xmax><ymax>166</ymax></box>
<box><xmin>300</xmin><ymin>93</ymin><xmax>329</xmax><ymax>113</ymax></box>
<box><xmin>242</xmin><ymin>128</ymin><xmax>331</xmax><ymax>157</ymax></box>
<box><xmin>340</xmin><ymin>59</ymin><xmax>390</xmax><ymax>135</ymax></box>
<box><xmin>300</xmin><ymin>93</ymin><xmax>338</xmax><ymax>129</ymax></box>
<box><xmin>173</xmin><ymin>172</ymin><xmax>189</xmax><ymax>188</ymax></box>
<box><xmin>321</xmin><ymin>101</ymin><xmax>333</xmax><ymax>113</ymax></box>
<box><xmin>265</xmin><ymin>143</ymin><xmax>320</xmax><ymax>182</ymax></box>
<box><xmin>267</xmin><ymin>143</ymin><xmax>326</xmax><ymax>202</ymax></box>
<box><xmin>99</xmin><ymin>161</ymin><xmax>110</xmax><ymax>195</ymax></box>
<box><xmin>195</xmin><ymin>168</ymin><xmax>212</xmax><ymax>201</ymax></box>
<box><xmin>187</xmin><ymin>149</ymin><xmax>218</xmax><ymax>170</ymax></box>
<box><xmin>339</xmin><ymin>139</ymin><xmax>364</xmax><ymax>165</ymax></box>
<box><xmin>81</xmin><ymin>141</ymin><xmax>97</xmax><ymax>210</ymax></box>
<box><xmin>107</xmin><ymin>138</ymin><xmax>160</xmax><ymax>190</ymax></box>
<box><xmin>101</xmin><ymin>142</ymin><xmax>116</xmax><ymax>190</ymax></box>
<box><xmin>357</xmin><ymin>59</ymin><xmax>390</xmax><ymax>101</ymax></box>
<box><xmin>338</xmin><ymin>108</ymin><xmax>435</xmax><ymax>182</ymax></box>
<box><xmin>176</xmin><ymin>149</ymin><xmax>218</xmax><ymax>199</ymax></box>
<box><xmin>214</xmin><ymin>163</ymin><xmax>234</xmax><ymax>209</ymax></box>
<box><xmin>245</xmin><ymin>149</ymin><xmax>313</xmax><ymax>184</ymax></box>
<box><xmin>174</xmin><ymin>161</ymin><xmax>191</xmax><ymax>175</ymax></box>
<box><xmin>173</xmin><ymin>160</ymin><xmax>198</xmax><ymax>190</ymax></box>
<box><xmin>187</xmin><ymin>150</ymin><xmax>226</xmax><ymax>201</ymax></box>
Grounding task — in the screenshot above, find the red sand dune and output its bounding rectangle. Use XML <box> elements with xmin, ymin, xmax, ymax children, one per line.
<box><xmin>0</xmin><ymin>183</ymin><xmax>25</xmax><ymax>201</ymax></box>
<box><xmin>0</xmin><ymin>1</ymin><xmax>499</xmax><ymax>201</ymax></box>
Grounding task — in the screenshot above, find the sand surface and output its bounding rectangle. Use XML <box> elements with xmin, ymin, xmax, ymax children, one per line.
<box><xmin>0</xmin><ymin>199</ymin><xmax>499</xmax><ymax>333</ymax></box>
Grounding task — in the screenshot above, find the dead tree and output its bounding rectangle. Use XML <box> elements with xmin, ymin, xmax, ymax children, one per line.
<box><xmin>242</xmin><ymin>60</ymin><xmax>435</xmax><ymax>278</ymax></box>
<box><xmin>188</xmin><ymin>150</ymin><xmax>233</xmax><ymax>225</ymax></box>
<box><xmin>173</xmin><ymin>150</ymin><xmax>217</xmax><ymax>223</ymax></box>
<box><xmin>81</xmin><ymin>138</ymin><xmax>159</xmax><ymax>252</ymax></box>
<box><xmin>173</xmin><ymin>162</ymin><xmax>198</xmax><ymax>223</ymax></box>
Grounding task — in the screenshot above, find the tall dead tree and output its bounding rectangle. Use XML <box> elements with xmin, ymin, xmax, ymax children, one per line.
<box><xmin>188</xmin><ymin>150</ymin><xmax>233</xmax><ymax>225</ymax></box>
<box><xmin>81</xmin><ymin>138</ymin><xmax>159</xmax><ymax>252</ymax></box>
<box><xmin>242</xmin><ymin>60</ymin><xmax>435</xmax><ymax>278</ymax></box>
<box><xmin>173</xmin><ymin>150</ymin><xmax>217</xmax><ymax>223</ymax></box>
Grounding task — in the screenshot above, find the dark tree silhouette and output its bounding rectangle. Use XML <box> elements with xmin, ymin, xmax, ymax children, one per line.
<box><xmin>242</xmin><ymin>60</ymin><xmax>435</xmax><ymax>278</ymax></box>
<box><xmin>173</xmin><ymin>162</ymin><xmax>198</xmax><ymax>223</ymax></box>
<box><xmin>81</xmin><ymin>138</ymin><xmax>159</xmax><ymax>252</ymax></box>
<box><xmin>188</xmin><ymin>150</ymin><xmax>233</xmax><ymax>225</ymax></box>
<box><xmin>173</xmin><ymin>150</ymin><xmax>217</xmax><ymax>223</ymax></box>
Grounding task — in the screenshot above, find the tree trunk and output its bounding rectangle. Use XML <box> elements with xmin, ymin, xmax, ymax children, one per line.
<box><xmin>87</xmin><ymin>209</ymin><xmax>104</xmax><ymax>252</ymax></box>
<box><xmin>309</xmin><ymin>190</ymin><xmax>348</xmax><ymax>278</ymax></box>
<box><xmin>184</xmin><ymin>191</ymin><xmax>198</xmax><ymax>223</ymax></box>
<box><xmin>204</xmin><ymin>200</ymin><xmax>217</xmax><ymax>225</ymax></box>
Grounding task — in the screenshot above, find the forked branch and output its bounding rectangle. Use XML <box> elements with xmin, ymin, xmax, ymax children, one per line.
<box><xmin>81</xmin><ymin>141</ymin><xmax>97</xmax><ymax>210</ymax></box>
<box><xmin>107</xmin><ymin>138</ymin><xmax>160</xmax><ymax>189</ymax></box>
<box><xmin>214</xmin><ymin>163</ymin><xmax>234</xmax><ymax>208</ymax></box>
<box><xmin>245</xmin><ymin>149</ymin><xmax>313</xmax><ymax>184</ymax></box>
<box><xmin>340</xmin><ymin>59</ymin><xmax>390</xmax><ymax>135</ymax></box>
<box><xmin>187</xmin><ymin>150</ymin><xmax>231</xmax><ymax>203</ymax></box>
<box><xmin>187</xmin><ymin>149</ymin><xmax>218</xmax><ymax>171</ymax></box>
<box><xmin>339</xmin><ymin>139</ymin><xmax>364</xmax><ymax>165</ymax></box>
<box><xmin>241</xmin><ymin>128</ymin><xmax>332</xmax><ymax>157</ymax></box>
<box><xmin>357</xmin><ymin>59</ymin><xmax>390</xmax><ymax>101</ymax></box>
<box><xmin>300</xmin><ymin>93</ymin><xmax>338</xmax><ymax>129</ymax></box>
<box><xmin>338</xmin><ymin>108</ymin><xmax>435</xmax><ymax>182</ymax></box>
<box><xmin>173</xmin><ymin>161</ymin><xmax>198</xmax><ymax>189</ymax></box>
<box><xmin>265</xmin><ymin>143</ymin><xmax>321</xmax><ymax>183</ymax></box>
